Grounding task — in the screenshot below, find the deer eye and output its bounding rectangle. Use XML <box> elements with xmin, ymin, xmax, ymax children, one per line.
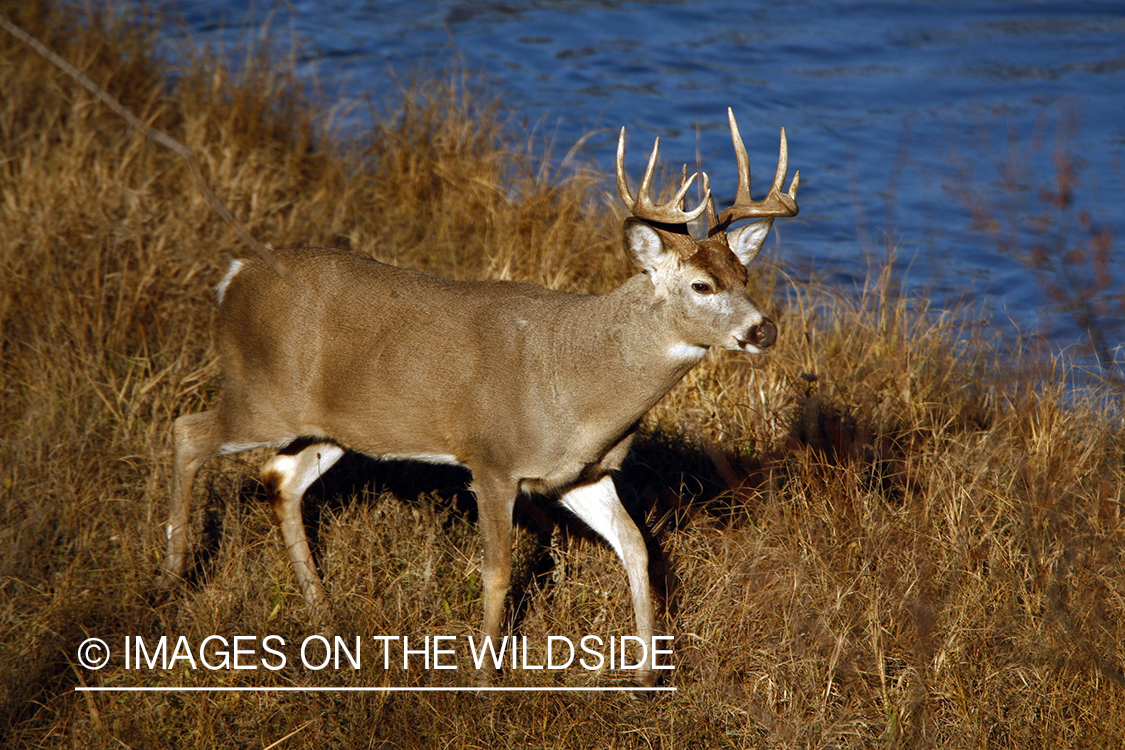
<box><xmin>691</xmin><ymin>282</ymin><xmax>713</xmax><ymax>294</ymax></box>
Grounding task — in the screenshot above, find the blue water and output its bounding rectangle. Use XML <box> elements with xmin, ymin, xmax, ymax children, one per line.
<box><xmin>144</xmin><ymin>0</ymin><xmax>1125</xmax><ymax>370</ymax></box>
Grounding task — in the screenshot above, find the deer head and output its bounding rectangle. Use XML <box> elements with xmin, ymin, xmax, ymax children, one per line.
<box><xmin>615</xmin><ymin>108</ymin><xmax>800</xmax><ymax>353</ymax></box>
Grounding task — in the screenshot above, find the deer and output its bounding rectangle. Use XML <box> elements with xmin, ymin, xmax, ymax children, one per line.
<box><xmin>157</xmin><ymin>108</ymin><xmax>799</xmax><ymax>686</ymax></box>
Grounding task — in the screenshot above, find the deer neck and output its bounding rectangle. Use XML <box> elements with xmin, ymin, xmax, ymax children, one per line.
<box><xmin>551</xmin><ymin>272</ymin><xmax>706</xmax><ymax>421</ymax></box>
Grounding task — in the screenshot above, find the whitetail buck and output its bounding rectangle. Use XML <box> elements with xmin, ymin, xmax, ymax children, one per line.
<box><xmin>158</xmin><ymin>108</ymin><xmax>798</xmax><ymax>685</ymax></box>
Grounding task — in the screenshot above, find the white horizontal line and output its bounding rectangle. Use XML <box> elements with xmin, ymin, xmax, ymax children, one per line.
<box><xmin>75</xmin><ymin>686</ymin><xmax>676</xmax><ymax>693</ymax></box>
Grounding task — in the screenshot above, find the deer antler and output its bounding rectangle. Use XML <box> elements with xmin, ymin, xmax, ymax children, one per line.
<box><xmin>708</xmin><ymin>108</ymin><xmax>800</xmax><ymax>235</ymax></box>
<box><xmin>616</xmin><ymin>128</ymin><xmax>709</xmax><ymax>226</ymax></box>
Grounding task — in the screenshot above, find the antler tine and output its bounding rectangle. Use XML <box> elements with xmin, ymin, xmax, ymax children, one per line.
<box><xmin>773</xmin><ymin>127</ymin><xmax>802</xmax><ymax>200</ymax></box>
<box><xmin>702</xmin><ymin>172</ymin><xmax>719</xmax><ymax>229</ymax></box>
<box><xmin>616</xmin><ymin>127</ymin><xmax>635</xmax><ymax>211</ymax></box>
<box><xmin>638</xmin><ymin>136</ymin><xmax>661</xmax><ymax>204</ymax></box>
<box><xmin>711</xmin><ymin>108</ymin><xmax>800</xmax><ymax>232</ymax></box>
<box><xmin>729</xmin><ymin>107</ymin><xmax>753</xmax><ymax>207</ymax></box>
<box><xmin>772</xmin><ymin>126</ymin><xmax>788</xmax><ymax>194</ymax></box>
<box><xmin>616</xmin><ymin>126</ymin><xmax>709</xmax><ymax>225</ymax></box>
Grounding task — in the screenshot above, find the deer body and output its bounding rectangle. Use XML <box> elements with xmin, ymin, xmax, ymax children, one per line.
<box><xmin>160</xmin><ymin>110</ymin><xmax>799</xmax><ymax>686</ymax></box>
<box><xmin>219</xmin><ymin>248</ymin><xmax>703</xmax><ymax>486</ymax></box>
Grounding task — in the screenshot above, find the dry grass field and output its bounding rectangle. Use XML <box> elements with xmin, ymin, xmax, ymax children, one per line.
<box><xmin>2</xmin><ymin>1</ymin><xmax>1123</xmax><ymax>747</ymax></box>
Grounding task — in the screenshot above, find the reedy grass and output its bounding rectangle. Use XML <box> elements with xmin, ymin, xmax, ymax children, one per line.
<box><xmin>2</xmin><ymin>1</ymin><xmax>1123</xmax><ymax>747</ymax></box>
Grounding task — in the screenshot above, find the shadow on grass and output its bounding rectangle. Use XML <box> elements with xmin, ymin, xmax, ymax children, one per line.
<box><xmin>166</xmin><ymin>430</ymin><xmax>779</xmax><ymax>642</ymax></box>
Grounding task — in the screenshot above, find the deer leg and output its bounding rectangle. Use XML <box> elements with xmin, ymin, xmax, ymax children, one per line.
<box><xmin>158</xmin><ymin>410</ymin><xmax>223</xmax><ymax>587</ymax></box>
<box><xmin>261</xmin><ymin>442</ymin><xmax>345</xmax><ymax>617</ymax></box>
<box><xmin>471</xmin><ymin>471</ymin><xmax>518</xmax><ymax>646</ymax></box>
<box><xmin>559</xmin><ymin>475</ymin><xmax>658</xmax><ymax>686</ymax></box>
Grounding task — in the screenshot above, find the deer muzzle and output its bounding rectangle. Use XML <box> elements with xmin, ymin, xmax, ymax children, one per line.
<box><xmin>742</xmin><ymin>318</ymin><xmax>777</xmax><ymax>350</ymax></box>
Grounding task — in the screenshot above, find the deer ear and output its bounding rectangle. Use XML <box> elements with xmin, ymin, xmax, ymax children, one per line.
<box><xmin>622</xmin><ymin>217</ymin><xmax>668</xmax><ymax>274</ymax></box>
<box><xmin>726</xmin><ymin>218</ymin><xmax>774</xmax><ymax>267</ymax></box>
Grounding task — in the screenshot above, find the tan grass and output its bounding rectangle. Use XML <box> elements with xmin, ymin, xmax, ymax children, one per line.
<box><xmin>2</xmin><ymin>1</ymin><xmax>1123</xmax><ymax>747</ymax></box>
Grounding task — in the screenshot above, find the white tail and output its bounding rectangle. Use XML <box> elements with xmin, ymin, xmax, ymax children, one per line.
<box><xmin>158</xmin><ymin>109</ymin><xmax>799</xmax><ymax>685</ymax></box>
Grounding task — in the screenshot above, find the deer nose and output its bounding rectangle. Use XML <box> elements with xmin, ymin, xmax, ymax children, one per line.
<box><xmin>748</xmin><ymin>318</ymin><xmax>777</xmax><ymax>349</ymax></box>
